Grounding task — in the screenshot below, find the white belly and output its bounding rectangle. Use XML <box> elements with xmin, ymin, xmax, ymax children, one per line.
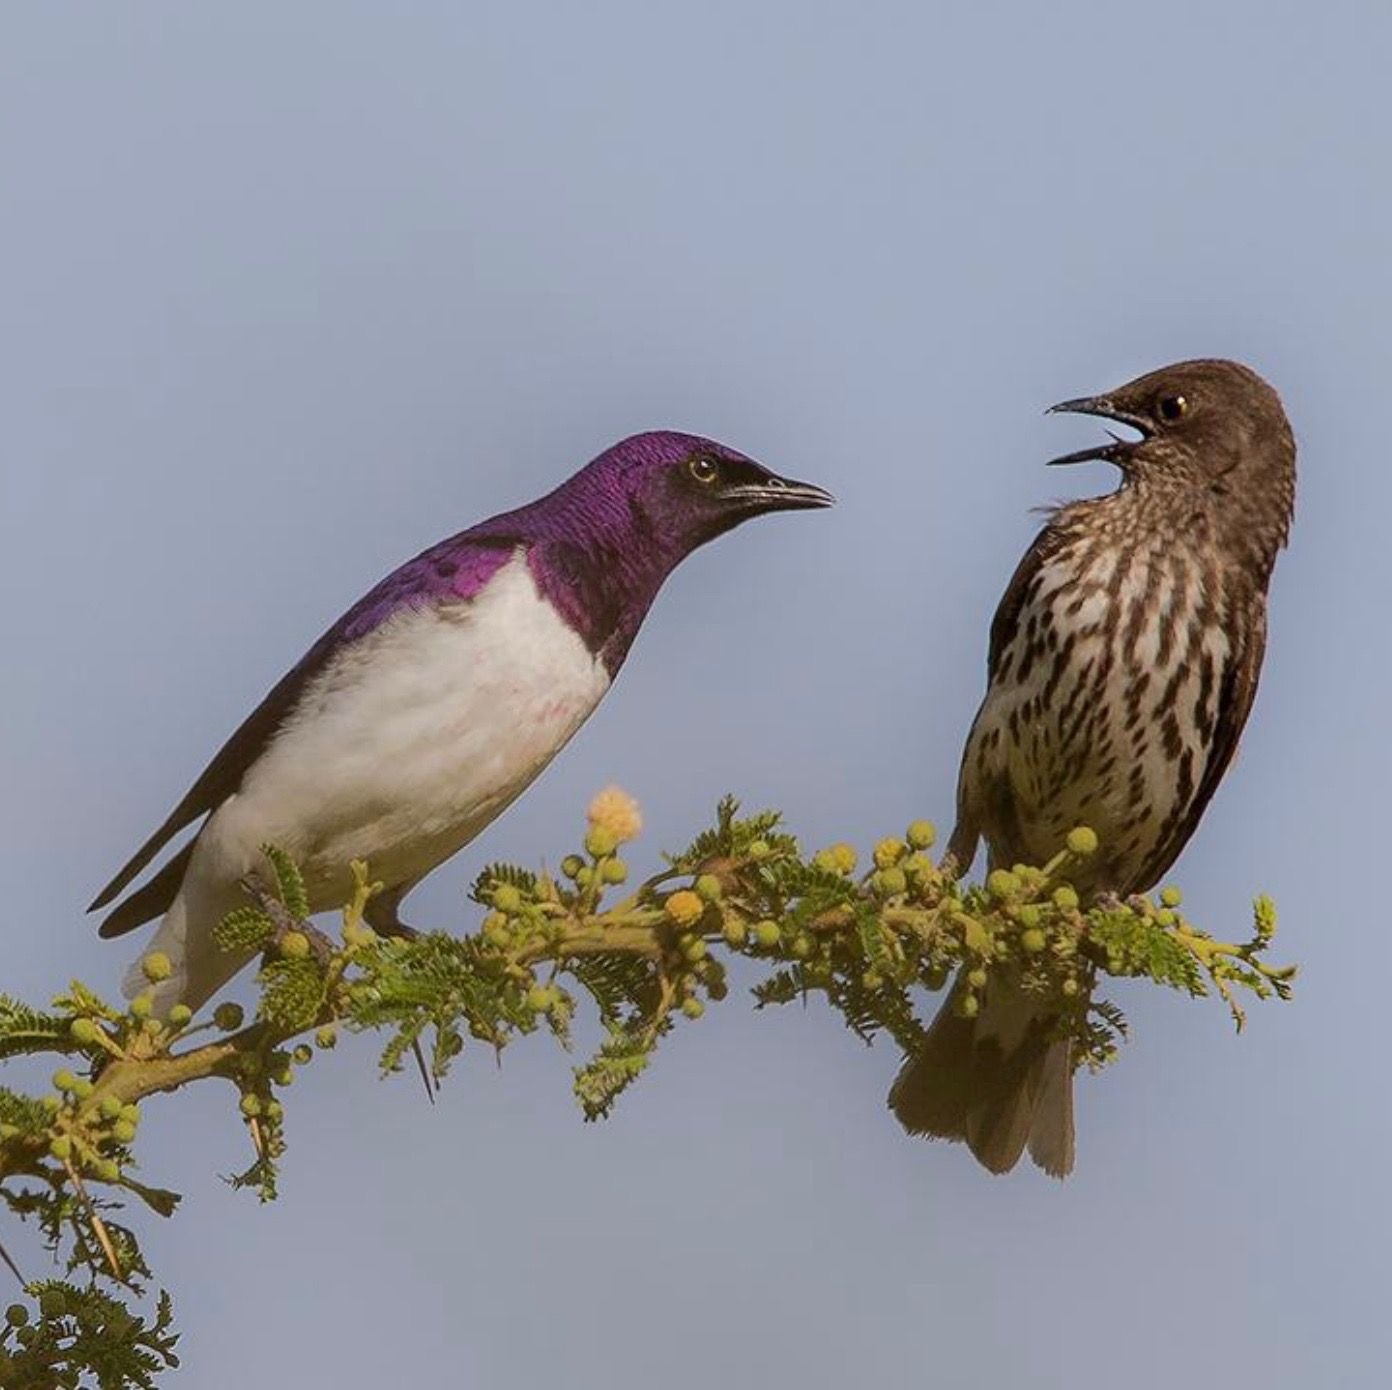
<box><xmin>196</xmin><ymin>550</ymin><xmax>611</xmax><ymax>908</ymax></box>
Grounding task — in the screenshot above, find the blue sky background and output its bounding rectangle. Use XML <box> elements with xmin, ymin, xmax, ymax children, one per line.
<box><xmin>2</xmin><ymin>3</ymin><xmax>1387</xmax><ymax>1385</ymax></box>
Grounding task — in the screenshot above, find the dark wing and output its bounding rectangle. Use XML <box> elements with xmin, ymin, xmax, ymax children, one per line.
<box><xmin>1132</xmin><ymin>606</ymin><xmax>1268</xmax><ymax>892</ymax></box>
<box><xmin>986</xmin><ymin>519</ymin><xmax>1070</xmax><ymax>678</ymax></box>
<box><xmin>947</xmin><ymin>520</ymin><xmax>1070</xmax><ymax>870</ymax></box>
<box><xmin>90</xmin><ymin>531</ymin><xmax>522</xmax><ymax>937</ymax></box>
<box><xmin>89</xmin><ymin>637</ymin><xmax>337</xmax><ymax>935</ymax></box>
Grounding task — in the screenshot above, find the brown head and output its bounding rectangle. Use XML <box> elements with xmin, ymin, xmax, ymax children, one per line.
<box><xmin>1046</xmin><ymin>358</ymin><xmax>1296</xmax><ymax>563</ymax></box>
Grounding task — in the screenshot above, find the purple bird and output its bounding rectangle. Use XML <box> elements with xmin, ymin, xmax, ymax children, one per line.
<box><xmin>91</xmin><ymin>432</ymin><xmax>832</xmax><ymax>1010</ymax></box>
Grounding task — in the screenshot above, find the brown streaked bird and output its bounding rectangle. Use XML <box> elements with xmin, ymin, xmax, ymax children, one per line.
<box><xmin>890</xmin><ymin>358</ymin><xmax>1295</xmax><ymax>1178</ymax></box>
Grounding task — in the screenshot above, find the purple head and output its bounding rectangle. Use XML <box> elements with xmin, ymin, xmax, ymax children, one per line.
<box><xmin>487</xmin><ymin>430</ymin><xmax>832</xmax><ymax>671</ymax></box>
<box><xmin>512</xmin><ymin>430</ymin><xmax>834</xmax><ymax>559</ymax></box>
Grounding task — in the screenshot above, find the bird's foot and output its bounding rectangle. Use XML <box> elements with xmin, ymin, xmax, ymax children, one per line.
<box><xmin>364</xmin><ymin>887</ymin><xmax>421</xmax><ymax>941</ymax></box>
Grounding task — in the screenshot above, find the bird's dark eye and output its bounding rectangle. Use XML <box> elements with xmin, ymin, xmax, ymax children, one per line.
<box><xmin>688</xmin><ymin>455</ymin><xmax>719</xmax><ymax>484</ymax></box>
<box><xmin>1157</xmin><ymin>394</ymin><xmax>1188</xmax><ymax>422</ymax></box>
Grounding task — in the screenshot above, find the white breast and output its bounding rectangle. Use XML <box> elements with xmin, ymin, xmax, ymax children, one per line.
<box><xmin>199</xmin><ymin>549</ymin><xmax>611</xmax><ymax>906</ymax></box>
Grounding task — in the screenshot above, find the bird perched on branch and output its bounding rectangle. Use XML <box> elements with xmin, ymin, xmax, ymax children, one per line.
<box><xmin>890</xmin><ymin>359</ymin><xmax>1295</xmax><ymax>1177</ymax></box>
<box><xmin>91</xmin><ymin>432</ymin><xmax>833</xmax><ymax>1011</ymax></box>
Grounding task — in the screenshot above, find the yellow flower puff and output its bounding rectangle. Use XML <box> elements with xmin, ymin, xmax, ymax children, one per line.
<box><xmin>586</xmin><ymin>785</ymin><xmax>644</xmax><ymax>845</ymax></box>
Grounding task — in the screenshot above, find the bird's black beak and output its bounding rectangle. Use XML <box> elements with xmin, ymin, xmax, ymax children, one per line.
<box><xmin>726</xmin><ymin>471</ymin><xmax>836</xmax><ymax>512</ymax></box>
<box><xmin>1045</xmin><ymin>395</ymin><xmax>1152</xmax><ymax>467</ymax></box>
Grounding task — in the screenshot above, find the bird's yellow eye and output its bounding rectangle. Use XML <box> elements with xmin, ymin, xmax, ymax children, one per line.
<box><xmin>1157</xmin><ymin>394</ymin><xmax>1188</xmax><ymax>422</ymax></box>
<box><xmin>688</xmin><ymin>455</ymin><xmax>719</xmax><ymax>484</ymax></box>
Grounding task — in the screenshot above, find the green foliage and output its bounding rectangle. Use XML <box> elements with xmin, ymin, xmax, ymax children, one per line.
<box><xmin>0</xmin><ymin>998</ymin><xmax>75</xmax><ymax>1062</ymax></box>
<box><xmin>0</xmin><ymin>1282</ymin><xmax>178</xmax><ymax>1388</ymax></box>
<box><xmin>0</xmin><ymin>793</ymin><xmax>1296</xmax><ymax>1387</ymax></box>
<box><xmin>260</xmin><ymin>844</ymin><xmax>310</xmax><ymax>920</ymax></box>
<box><xmin>212</xmin><ymin>906</ymin><xmax>274</xmax><ymax>954</ymax></box>
<box><xmin>573</xmin><ymin>1025</ymin><xmax>655</xmax><ymax>1120</ymax></box>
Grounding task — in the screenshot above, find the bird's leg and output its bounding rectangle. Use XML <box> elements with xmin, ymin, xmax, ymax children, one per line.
<box><xmin>364</xmin><ymin>880</ymin><xmax>421</xmax><ymax>941</ymax></box>
<box><xmin>362</xmin><ymin>880</ymin><xmax>435</xmax><ymax>1102</ymax></box>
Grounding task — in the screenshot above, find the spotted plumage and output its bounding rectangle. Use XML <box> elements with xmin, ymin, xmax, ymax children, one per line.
<box><xmin>891</xmin><ymin>358</ymin><xmax>1296</xmax><ymax>1177</ymax></box>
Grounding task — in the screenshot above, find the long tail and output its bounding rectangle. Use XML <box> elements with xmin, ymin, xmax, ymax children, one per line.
<box><xmin>888</xmin><ymin>978</ymin><xmax>1075</xmax><ymax>1178</ymax></box>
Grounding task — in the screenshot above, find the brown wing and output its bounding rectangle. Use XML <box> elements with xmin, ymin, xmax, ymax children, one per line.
<box><xmin>1132</xmin><ymin>607</ymin><xmax>1268</xmax><ymax>892</ymax></box>
<box><xmin>947</xmin><ymin>520</ymin><xmax>1070</xmax><ymax>870</ymax></box>
<box><xmin>986</xmin><ymin>519</ymin><xmax>1070</xmax><ymax>678</ymax></box>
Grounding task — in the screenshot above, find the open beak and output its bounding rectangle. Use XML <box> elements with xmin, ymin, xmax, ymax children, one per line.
<box><xmin>728</xmin><ymin>472</ymin><xmax>836</xmax><ymax>511</ymax></box>
<box><xmin>1045</xmin><ymin>395</ymin><xmax>1152</xmax><ymax>467</ymax></box>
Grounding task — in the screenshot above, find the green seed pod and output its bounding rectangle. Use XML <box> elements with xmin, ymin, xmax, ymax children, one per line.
<box><xmin>924</xmin><ymin>963</ymin><xmax>950</xmax><ymax>992</ymax></box>
<box><xmin>119</xmin><ymin>1105</ymin><xmax>140</xmax><ymax>1127</ymax></box>
<box><xmin>861</xmin><ymin>970</ymin><xmax>884</xmax><ymax>991</ymax></box>
<box><xmin>72</xmin><ymin>1078</ymin><xmax>94</xmax><ymax>1097</ymax></box>
<box><xmin>266</xmin><ymin>1100</ymin><xmax>284</xmax><ymax>1122</ymax></box>
<box><xmin>873</xmin><ymin>838</ymin><xmax>907</xmax><ymax>870</ymax></box>
<box><xmin>1160</xmin><ymin>886</ymin><xmax>1183</xmax><ymax>908</ymax></box>
<box><xmin>5</xmin><ymin>1304</ymin><xmax>29</xmax><ymax>1327</ymax></box>
<box><xmin>904</xmin><ymin>852</ymin><xmax>934</xmax><ymax>879</ymax></box>
<box><xmin>906</xmin><ymin>820</ymin><xmax>937</xmax><ymax>850</ymax></box>
<box><xmin>69</xmin><ymin>1017</ymin><xmax>99</xmax><ymax>1046</ymax></box>
<box><xmin>279</xmin><ymin>930</ymin><xmax>311</xmax><ymax>959</ymax></box>
<box><xmin>956</xmin><ymin>992</ymin><xmax>980</xmax><ymax>1020</ymax></box>
<box><xmin>600</xmin><ymin>857</ymin><xmax>629</xmax><ymax>884</ymax></box>
<box><xmin>560</xmin><ymin>854</ymin><xmax>585</xmax><ymax>880</ymax></box>
<box><xmin>316</xmin><ymin>1025</ymin><xmax>339</xmax><ymax>1050</ymax></box>
<box><xmin>987</xmin><ymin>869</ymin><xmax>1020</xmax><ymax>901</ymax></box>
<box><xmin>99</xmin><ymin>1096</ymin><xmax>123</xmax><ymax>1120</ymax></box>
<box><xmin>1016</xmin><ymin>905</ymin><xmax>1043</xmax><ymax>930</ymax></box>
<box><xmin>695</xmin><ymin>873</ymin><xmax>723</xmax><ymax>902</ymax></box>
<box><xmin>168</xmin><ymin>1004</ymin><xmax>193</xmax><ymax>1028</ymax></box>
<box><xmin>681</xmin><ymin>997</ymin><xmax>706</xmax><ymax>1020</ymax></box>
<box><xmin>1156</xmin><ymin>909</ymin><xmax>1177</xmax><ymax>928</ymax></box>
<box><xmin>707</xmin><ymin>977</ymin><xmax>728</xmax><ymax>1002</ymax></box>
<box><xmin>1052</xmin><ymin>885</ymin><xmax>1080</xmax><ymax>912</ymax></box>
<box><xmin>96</xmin><ymin>1159</ymin><xmax>121</xmax><ymax>1183</ymax></box>
<box><xmin>1062</xmin><ymin>978</ymin><xmax>1079</xmax><ymax>997</ymax></box>
<box><xmin>967</xmin><ymin>967</ymin><xmax>988</xmax><ymax>990</ymax></box>
<box><xmin>1021</xmin><ymin>928</ymin><xmax>1047</xmax><ymax>954</ymax></box>
<box><xmin>791</xmin><ymin>934</ymin><xmax>812</xmax><ymax>959</ymax></box>
<box><xmin>41</xmin><ymin>1095</ymin><xmax>61</xmax><ymax>1113</ymax></box>
<box><xmin>526</xmin><ymin>985</ymin><xmax>554</xmax><ymax>1013</ymax></box>
<box><xmin>141</xmin><ymin>951</ymin><xmax>173</xmax><ymax>983</ymax></box>
<box><xmin>292</xmin><ymin>1044</ymin><xmax>313</xmax><ymax>1065</ymax></box>
<box><xmin>584</xmin><ymin>826</ymin><xmax>619</xmax><ymax>858</ymax></box>
<box><xmin>129</xmin><ymin>993</ymin><xmax>154</xmax><ymax>1020</ymax></box>
<box><xmin>681</xmin><ymin>936</ymin><xmax>708</xmax><ymax>963</ymax></box>
<box><xmin>748</xmin><ymin>839</ymin><xmax>771</xmax><ymax>860</ymax></box>
<box><xmin>213</xmin><ymin>1002</ymin><xmax>245</xmax><ymax>1032</ymax></box>
<box><xmin>49</xmin><ymin>1135</ymin><xmax>72</xmax><ymax>1160</ymax></box>
<box><xmin>574</xmin><ymin>866</ymin><xmax>595</xmax><ymax>890</ymax></box>
<box><xmin>753</xmin><ymin>920</ymin><xmax>781</xmax><ymax>948</ymax></box>
<box><xmin>875</xmin><ymin>867</ymin><xmax>908</xmax><ymax>897</ymax></box>
<box><xmin>112</xmin><ymin>1120</ymin><xmax>137</xmax><ymax>1145</ymax></box>
<box><xmin>492</xmin><ymin>883</ymin><xmax>523</xmax><ymax>914</ymax></box>
<box><xmin>813</xmin><ymin>844</ymin><xmax>858</xmax><ymax>876</ymax></box>
<box><xmin>722</xmin><ymin>916</ymin><xmax>748</xmax><ymax>947</ymax></box>
<box><xmin>1066</xmin><ymin>826</ymin><xmax>1099</xmax><ymax>856</ymax></box>
<box><xmin>240</xmin><ymin>1094</ymin><xmax>262</xmax><ymax>1118</ymax></box>
<box><xmin>52</xmin><ymin>1069</ymin><xmax>77</xmax><ymax>1093</ymax></box>
<box><xmin>38</xmin><ymin>1288</ymin><xmax>66</xmax><ymax>1319</ymax></box>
